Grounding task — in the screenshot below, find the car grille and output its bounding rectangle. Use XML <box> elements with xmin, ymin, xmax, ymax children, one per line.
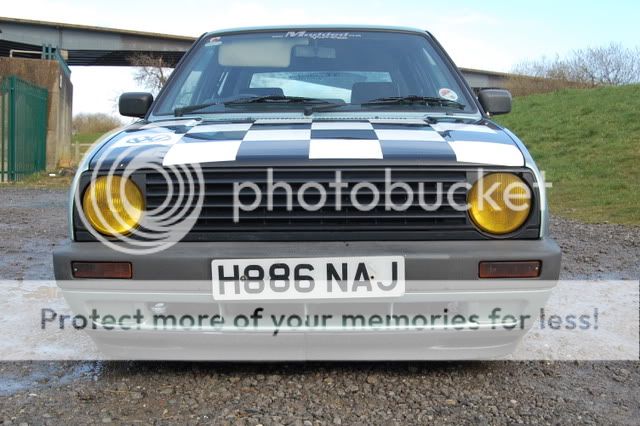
<box><xmin>139</xmin><ymin>166</ymin><xmax>540</xmax><ymax>242</ymax></box>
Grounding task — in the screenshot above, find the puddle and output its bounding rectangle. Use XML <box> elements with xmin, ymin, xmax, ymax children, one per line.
<box><xmin>0</xmin><ymin>280</ymin><xmax>100</xmax><ymax>360</ymax></box>
<box><xmin>0</xmin><ymin>362</ymin><xmax>102</xmax><ymax>396</ymax></box>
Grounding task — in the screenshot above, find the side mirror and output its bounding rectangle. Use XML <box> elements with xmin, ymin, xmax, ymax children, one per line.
<box><xmin>478</xmin><ymin>89</ymin><xmax>512</xmax><ymax>115</ymax></box>
<box><xmin>119</xmin><ymin>92</ymin><xmax>154</xmax><ymax>118</ymax></box>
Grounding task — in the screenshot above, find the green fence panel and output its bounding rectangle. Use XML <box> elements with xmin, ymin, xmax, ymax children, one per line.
<box><xmin>0</xmin><ymin>79</ymin><xmax>7</xmax><ymax>182</ymax></box>
<box><xmin>0</xmin><ymin>76</ymin><xmax>48</xmax><ymax>182</ymax></box>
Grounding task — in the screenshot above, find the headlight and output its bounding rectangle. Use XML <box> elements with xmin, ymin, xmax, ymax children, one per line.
<box><xmin>468</xmin><ymin>173</ymin><xmax>531</xmax><ymax>235</ymax></box>
<box><xmin>82</xmin><ymin>176</ymin><xmax>144</xmax><ymax>236</ymax></box>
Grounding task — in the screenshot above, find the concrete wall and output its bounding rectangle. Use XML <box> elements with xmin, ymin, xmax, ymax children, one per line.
<box><xmin>0</xmin><ymin>57</ymin><xmax>72</xmax><ymax>169</ymax></box>
<box><xmin>460</xmin><ymin>68</ymin><xmax>509</xmax><ymax>90</ymax></box>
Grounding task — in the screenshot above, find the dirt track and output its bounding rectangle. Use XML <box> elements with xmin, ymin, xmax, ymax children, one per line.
<box><xmin>0</xmin><ymin>187</ymin><xmax>638</xmax><ymax>425</ymax></box>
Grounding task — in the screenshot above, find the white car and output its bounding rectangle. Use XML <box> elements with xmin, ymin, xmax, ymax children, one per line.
<box><xmin>54</xmin><ymin>26</ymin><xmax>561</xmax><ymax>360</ymax></box>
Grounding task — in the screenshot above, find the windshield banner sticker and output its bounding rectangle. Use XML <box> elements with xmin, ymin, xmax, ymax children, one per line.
<box><xmin>274</xmin><ymin>31</ymin><xmax>362</xmax><ymax>40</ymax></box>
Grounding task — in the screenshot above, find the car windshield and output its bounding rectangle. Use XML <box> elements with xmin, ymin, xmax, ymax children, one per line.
<box><xmin>153</xmin><ymin>30</ymin><xmax>476</xmax><ymax>116</ymax></box>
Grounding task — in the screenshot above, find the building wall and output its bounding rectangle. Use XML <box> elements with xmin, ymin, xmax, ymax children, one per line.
<box><xmin>0</xmin><ymin>57</ymin><xmax>72</xmax><ymax>169</ymax></box>
<box><xmin>459</xmin><ymin>69</ymin><xmax>509</xmax><ymax>90</ymax></box>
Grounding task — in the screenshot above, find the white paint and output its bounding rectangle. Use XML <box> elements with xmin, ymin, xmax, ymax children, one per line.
<box><xmin>374</xmin><ymin>129</ymin><xmax>445</xmax><ymax>141</ymax></box>
<box><xmin>431</xmin><ymin>123</ymin><xmax>497</xmax><ymax>133</ymax></box>
<box><xmin>243</xmin><ymin>129</ymin><xmax>312</xmax><ymax>141</ymax></box>
<box><xmin>311</xmin><ymin>122</ymin><xmax>374</xmax><ymax>130</ymax></box>
<box><xmin>162</xmin><ymin>141</ymin><xmax>241</xmax><ymax>165</ymax></box>
<box><xmin>448</xmin><ymin>141</ymin><xmax>523</xmax><ymax>166</ymax></box>
<box><xmin>309</xmin><ymin>139</ymin><xmax>383</xmax><ymax>159</ymax></box>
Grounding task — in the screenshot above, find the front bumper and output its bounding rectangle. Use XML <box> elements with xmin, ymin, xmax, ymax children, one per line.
<box><xmin>53</xmin><ymin>238</ymin><xmax>561</xmax><ymax>360</ymax></box>
<box><xmin>54</xmin><ymin>239</ymin><xmax>561</xmax><ymax>282</ymax></box>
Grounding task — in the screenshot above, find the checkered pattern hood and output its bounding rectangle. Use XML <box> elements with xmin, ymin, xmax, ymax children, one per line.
<box><xmin>90</xmin><ymin>118</ymin><xmax>524</xmax><ymax>169</ymax></box>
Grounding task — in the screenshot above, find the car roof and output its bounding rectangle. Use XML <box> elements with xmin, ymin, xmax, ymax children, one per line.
<box><xmin>205</xmin><ymin>25</ymin><xmax>429</xmax><ymax>37</ymax></box>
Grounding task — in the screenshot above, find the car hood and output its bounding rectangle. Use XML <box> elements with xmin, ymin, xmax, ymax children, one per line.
<box><xmin>88</xmin><ymin>118</ymin><xmax>524</xmax><ymax>170</ymax></box>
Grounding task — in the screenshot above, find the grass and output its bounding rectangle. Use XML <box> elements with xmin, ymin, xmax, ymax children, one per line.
<box><xmin>72</xmin><ymin>131</ymin><xmax>105</xmax><ymax>145</ymax></box>
<box><xmin>71</xmin><ymin>132</ymin><xmax>110</xmax><ymax>169</ymax></box>
<box><xmin>496</xmin><ymin>85</ymin><xmax>640</xmax><ymax>225</ymax></box>
<box><xmin>72</xmin><ymin>131</ymin><xmax>106</xmax><ymax>162</ymax></box>
<box><xmin>9</xmin><ymin>171</ymin><xmax>73</xmax><ymax>189</ymax></box>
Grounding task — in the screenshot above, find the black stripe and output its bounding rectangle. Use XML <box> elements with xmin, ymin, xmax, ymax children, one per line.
<box><xmin>181</xmin><ymin>131</ymin><xmax>247</xmax><ymax>142</ymax></box>
<box><xmin>379</xmin><ymin>140</ymin><xmax>457</xmax><ymax>161</ymax></box>
<box><xmin>311</xmin><ymin>129</ymin><xmax>378</xmax><ymax>140</ymax></box>
<box><xmin>249</xmin><ymin>122</ymin><xmax>312</xmax><ymax>130</ymax></box>
<box><xmin>235</xmin><ymin>140</ymin><xmax>311</xmax><ymax>160</ymax></box>
<box><xmin>371</xmin><ymin>123</ymin><xmax>433</xmax><ymax>130</ymax></box>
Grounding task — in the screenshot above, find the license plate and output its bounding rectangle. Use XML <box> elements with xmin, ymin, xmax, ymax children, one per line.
<box><xmin>212</xmin><ymin>256</ymin><xmax>405</xmax><ymax>301</ymax></box>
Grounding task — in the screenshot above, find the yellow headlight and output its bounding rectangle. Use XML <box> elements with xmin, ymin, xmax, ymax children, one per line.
<box><xmin>82</xmin><ymin>176</ymin><xmax>144</xmax><ymax>236</ymax></box>
<box><xmin>468</xmin><ymin>173</ymin><xmax>531</xmax><ymax>235</ymax></box>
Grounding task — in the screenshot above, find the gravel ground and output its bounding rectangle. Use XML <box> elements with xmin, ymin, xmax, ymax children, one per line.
<box><xmin>0</xmin><ymin>187</ymin><xmax>638</xmax><ymax>425</ymax></box>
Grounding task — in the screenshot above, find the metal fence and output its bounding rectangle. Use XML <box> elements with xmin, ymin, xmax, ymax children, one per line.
<box><xmin>0</xmin><ymin>76</ymin><xmax>49</xmax><ymax>182</ymax></box>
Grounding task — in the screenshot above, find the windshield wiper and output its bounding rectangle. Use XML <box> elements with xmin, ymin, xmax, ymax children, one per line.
<box><xmin>361</xmin><ymin>95</ymin><xmax>465</xmax><ymax>110</ymax></box>
<box><xmin>224</xmin><ymin>95</ymin><xmax>337</xmax><ymax>106</ymax></box>
<box><xmin>175</xmin><ymin>101</ymin><xmax>221</xmax><ymax>117</ymax></box>
<box><xmin>175</xmin><ymin>95</ymin><xmax>345</xmax><ymax>117</ymax></box>
<box><xmin>225</xmin><ymin>95</ymin><xmax>346</xmax><ymax>116</ymax></box>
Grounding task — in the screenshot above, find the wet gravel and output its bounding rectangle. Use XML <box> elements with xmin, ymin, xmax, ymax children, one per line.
<box><xmin>553</xmin><ymin>216</ymin><xmax>640</xmax><ymax>280</ymax></box>
<box><xmin>0</xmin><ymin>187</ymin><xmax>638</xmax><ymax>425</ymax></box>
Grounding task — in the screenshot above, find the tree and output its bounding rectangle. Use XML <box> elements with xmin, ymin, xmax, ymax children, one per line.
<box><xmin>568</xmin><ymin>43</ymin><xmax>640</xmax><ymax>86</ymax></box>
<box><xmin>128</xmin><ymin>54</ymin><xmax>174</xmax><ymax>94</ymax></box>
<box><xmin>513</xmin><ymin>43</ymin><xmax>640</xmax><ymax>86</ymax></box>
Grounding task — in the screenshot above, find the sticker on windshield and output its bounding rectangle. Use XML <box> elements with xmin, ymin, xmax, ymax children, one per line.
<box><xmin>205</xmin><ymin>36</ymin><xmax>223</xmax><ymax>46</ymax></box>
<box><xmin>438</xmin><ymin>88</ymin><xmax>459</xmax><ymax>102</ymax></box>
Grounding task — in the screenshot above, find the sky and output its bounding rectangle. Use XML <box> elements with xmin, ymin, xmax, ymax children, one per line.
<box><xmin>3</xmin><ymin>0</ymin><xmax>639</xmax><ymax>115</ymax></box>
